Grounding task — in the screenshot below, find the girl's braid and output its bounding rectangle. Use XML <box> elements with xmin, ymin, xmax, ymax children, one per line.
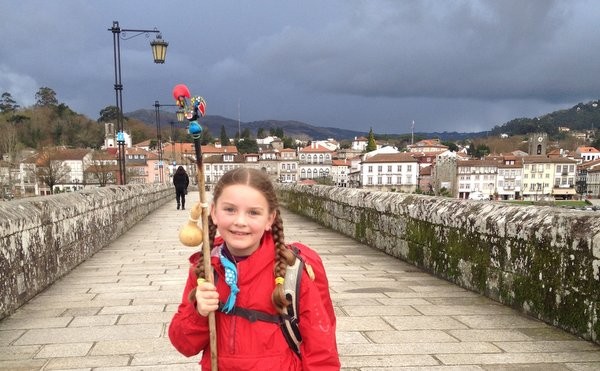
<box><xmin>271</xmin><ymin>209</ymin><xmax>296</xmax><ymax>313</ymax></box>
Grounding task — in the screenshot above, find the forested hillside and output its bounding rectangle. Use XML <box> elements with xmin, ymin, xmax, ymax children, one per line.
<box><xmin>490</xmin><ymin>100</ymin><xmax>600</xmax><ymax>137</ymax></box>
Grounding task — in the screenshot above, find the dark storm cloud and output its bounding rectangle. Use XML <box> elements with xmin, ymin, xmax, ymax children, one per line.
<box><xmin>246</xmin><ymin>1</ymin><xmax>592</xmax><ymax>101</ymax></box>
<box><xmin>1</xmin><ymin>0</ymin><xmax>599</xmax><ymax>134</ymax></box>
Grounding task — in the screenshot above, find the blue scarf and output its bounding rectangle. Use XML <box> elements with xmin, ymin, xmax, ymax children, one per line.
<box><xmin>219</xmin><ymin>250</ymin><xmax>239</xmax><ymax>313</ymax></box>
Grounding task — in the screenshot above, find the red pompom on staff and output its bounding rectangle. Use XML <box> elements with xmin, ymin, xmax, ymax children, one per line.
<box><xmin>172</xmin><ymin>83</ymin><xmax>218</xmax><ymax>370</ymax></box>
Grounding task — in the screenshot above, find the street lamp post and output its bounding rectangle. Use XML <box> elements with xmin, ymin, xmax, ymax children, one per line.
<box><xmin>170</xmin><ymin>109</ymin><xmax>186</xmax><ymax>171</ymax></box>
<box><xmin>109</xmin><ymin>21</ymin><xmax>168</xmax><ymax>185</ymax></box>
<box><xmin>153</xmin><ymin>101</ymin><xmax>181</xmax><ymax>183</ymax></box>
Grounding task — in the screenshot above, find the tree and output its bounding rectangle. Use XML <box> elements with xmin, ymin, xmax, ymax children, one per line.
<box><xmin>270</xmin><ymin>127</ymin><xmax>284</xmax><ymax>138</ymax></box>
<box><xmin>0</xmin><ymin>92</ymin><xmax>19</xmax><ymax>113</ymax></box>
<box><xmin>98</xmin><ymin>106</ymin><xmax>119</xmax><ymax>123</ymax></box>
<box><xmin>236</xmin><ymin>138</ymin><xmax>259</xmax><ymax>154</ymax></box>
<box><xmin>220</xmin><ymin>125</ymin><xmax>229</xmax><ymax>146</ymax></box>
<box><xmin>441</xmin><ymin>141</ymin><xmax>459</xmax><ymax>152</ymax></box>
<box><xmin>283</xmin><ymin>136</ymin><xmax>295</xmax><ymax>149</ymax></box>
<box><xmin>469</xmin><ymin>144</ymin><xmax>491</xmax><ymax>159</ymax></box>
<box><xmin>257</xmin><ymin>127</ymin><xmax>266</xmax><ymax>139</ymax></box>
<box><xmin>0</xmin><ymin>120</ymin><xmax>19</xmax><ymax>163</ymax></box>
<box><xmin>241</xmin><ymin>128</ymin><xmax>252</xmax><ymax>139</ymax></box>
<box><xmin>35</xmin><ymin>148</ymin><xmax>71</xmax><ymax>194</ymax></box>
<box><xmin>366</xmin><ymin>127</ymin><xmax>377</xmax><ymax>152</ymax></box>
<box><xmin>34</xmin><ymin>87</ymin><xmax>58</xmax><ymax>107</ymax></box>
<box><xmin>85</xmin><ymin>150</ymin><xmax>115</xmax><ymax>186</ymax></box>
<box><xmin>200</xmin><ymin>127</ymin><xmax>213</xmax><ymax>145</ymax></box>
<box><xmin>54</xmin><ymin>103</ymin><xmax>74</xmax><ymax>117</ymax></box>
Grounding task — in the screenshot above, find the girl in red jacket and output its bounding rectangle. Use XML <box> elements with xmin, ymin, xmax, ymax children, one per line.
<box><xmin>169</xmin><ymin>167</ymin><xmax>340</xmax><ymax>370</ymax></box>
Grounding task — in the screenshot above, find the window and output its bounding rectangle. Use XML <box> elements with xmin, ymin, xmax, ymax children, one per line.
<box><xmin>377</xmin><ymin>176</ymin><xmax>382</xmax><ymax>184</ymax></box>
<box><xmin>368</xmin><ymin>166</ymin><xmax>373</xmax><ymax>173</ymax></box>
<box><xmin>377</xmin><ymin>165</ymin><xmax>382</xmax><ymax>172</ymax></box>
<box><xmin>387</xmin><ymin>165</ymin><xmax>392</xmax><ymax>172</ymax></box>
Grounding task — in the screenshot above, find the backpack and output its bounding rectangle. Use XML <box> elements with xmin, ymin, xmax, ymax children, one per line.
<box><xmin>215</xmin><ymin>242</ymin><xmax>334</xmax><ymax>357</ymax></box>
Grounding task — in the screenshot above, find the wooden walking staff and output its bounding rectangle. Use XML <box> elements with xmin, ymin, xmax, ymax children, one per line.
<box><xmin>172</xmin><ymin>84</ymin><xmax>218</xmax><ymax>370</ymax></box>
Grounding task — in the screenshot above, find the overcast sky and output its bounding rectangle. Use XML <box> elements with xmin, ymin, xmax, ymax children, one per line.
<box><xmin>1</xmin><ymin>0</ymin><xmax>599</xmax><ymax>135</ymax></box>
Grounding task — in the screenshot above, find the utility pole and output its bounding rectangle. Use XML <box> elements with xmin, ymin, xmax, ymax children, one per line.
<box><xmin>238</xmin><ymin>98</ymin><xmax>241</xmax><ymax>138</ymax></box>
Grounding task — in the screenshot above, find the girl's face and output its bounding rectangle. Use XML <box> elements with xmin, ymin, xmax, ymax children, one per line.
<box><xmin>211</xmin><ymin>184</ymin><xmax>276</xmax><ymax>257</ymax></box>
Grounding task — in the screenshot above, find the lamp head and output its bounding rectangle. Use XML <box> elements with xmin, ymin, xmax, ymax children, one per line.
<box><xmin>150</xmin><ymin>34</ymin><xmax>168</xmax><ymax>64</ymax></box>
<box><xmin>176</xmin><ymin>109</ymin><xmax>185</xmax><ymax>123</ymax></box>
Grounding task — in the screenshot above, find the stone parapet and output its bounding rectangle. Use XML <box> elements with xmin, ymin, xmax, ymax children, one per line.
<box><xmin>277</xmin><ymin>184</ymin><xmax>600</xmax><ymax>344</ymax></box>
<box><xmin>0</xmin><ymin>184</ymin><xmax>174</xmax><ymax>320</ymax></box>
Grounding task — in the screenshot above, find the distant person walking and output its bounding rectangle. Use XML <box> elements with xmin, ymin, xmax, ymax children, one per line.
<box><xmin>173</xmin><ymin>166</ymin><xmax>190</xmax><ymax>210</ymax></box>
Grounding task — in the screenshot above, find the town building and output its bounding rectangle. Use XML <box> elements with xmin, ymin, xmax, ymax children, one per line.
<box><xmin>521</xmin><ymin>155</ymin><xmax>577</xmax><ymax>200</ymax></box>
<box><xmin>576</xmin><ymin>146</ymin><xmax>600</xmax><ymax>162</ymax></box>
<box><xmin>360</xmin><ymin>153</ymin><xmax>419</xmax><ymax>192</ymax></box>
<box><xmin>298</xmin><ymin>143</ymin><xmax>334</xmax><ymax>180</ymax></box>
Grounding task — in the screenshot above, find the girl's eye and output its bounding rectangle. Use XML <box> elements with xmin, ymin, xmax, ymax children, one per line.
<box><xmin>249</xmin><ymin>210</ymin><xmax>260</xmax><ymax>216</ymax></box>
<box><xmin>224</xmin><ymin>207</ymin><xmax>235</xmax><ymax>213</ymax></box>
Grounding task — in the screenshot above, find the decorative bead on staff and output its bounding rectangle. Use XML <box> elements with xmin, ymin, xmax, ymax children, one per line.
<box><xmin>172</xmin><ymin>83</ymin><xmax>218</xmax><ymax>370</ymax></box>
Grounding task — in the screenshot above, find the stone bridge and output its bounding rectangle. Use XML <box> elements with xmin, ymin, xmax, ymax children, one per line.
<box><xmin>0</xmin><ymin>184</ymin><xmax>599</xmax><ymax>369</ymax></box>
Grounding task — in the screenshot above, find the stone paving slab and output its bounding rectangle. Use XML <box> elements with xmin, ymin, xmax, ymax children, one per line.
<box><xmin>0</xmin><ymin>191</ymin><xmax>599</xmax><ymax>370</ymax></box>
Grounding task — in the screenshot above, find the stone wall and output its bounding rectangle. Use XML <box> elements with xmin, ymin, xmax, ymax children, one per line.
<box><xmin>0</xmin><ymin>184</ymin><xmax>174</xmax><ymax>320</ymax></box>
<box><xmin>277</xmin><ymin>184</ymin><xmax>600</xmax><ymax>344</ymax></box>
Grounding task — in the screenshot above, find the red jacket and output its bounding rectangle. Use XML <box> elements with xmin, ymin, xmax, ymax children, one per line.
<box><xmin>169</xmin><ymin>232</ymin><xmax>340</xmax><ymax>370</ymax></box>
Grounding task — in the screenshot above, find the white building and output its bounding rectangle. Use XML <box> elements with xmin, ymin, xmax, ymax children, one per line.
<box><xmin>331</xmin><ymin>159</ymin><xmax>351</xmax><ymax>187</ymax></box>
<box><xmin>576</xmin><ymin>146</ymin><xmax>600</xmax><ymax>162</ymax></box>
<box><xmin>457</xmin><ymin>159</ymin><xmax>499</xmax><ymax>200</ymax></box>
<box><xmin>298</xmin><ymin>143</ymin><xmax>334</xmax><ymax>180</ymax></box>
<box><xmin>351</xmin><ymin>136</ymin><xmax>368</xmax><ymax>151</ymax></box>
<box><xmin>278</xmin><ymin>148</ymin><xmax>298</xmax><ymax>183</ymax></box>
<box><xmin>360</xmin><ymin>153</ymin><xmax>419</xmax><ymax>192</ymax></box>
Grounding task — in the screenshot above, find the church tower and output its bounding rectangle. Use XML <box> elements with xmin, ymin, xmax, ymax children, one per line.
<box><xmin>528</xmin><ymin>132</ymin><xmax>548</xmax><ymax>156</ymax></box>
<box><xmin>104</xmin><ymin>122</ymin><xmax>116</xmax><ymax>149</ymax></box>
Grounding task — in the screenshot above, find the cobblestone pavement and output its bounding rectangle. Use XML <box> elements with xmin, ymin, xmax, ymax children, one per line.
<box><xmin>1</xmin><ymin>192</ymin><xmax>599</xmax><ymax>370</ymax></box>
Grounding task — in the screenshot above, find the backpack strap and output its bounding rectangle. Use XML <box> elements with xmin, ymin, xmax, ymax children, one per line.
<box><xmin>217</xmin><ymin>302</ymin><xmax>281</xmax><ymax>323</ymax></box>
<box><xmin>280</xmin><ymin>245</ymin><xmax>304</xmax><ymax>356</ymax></box>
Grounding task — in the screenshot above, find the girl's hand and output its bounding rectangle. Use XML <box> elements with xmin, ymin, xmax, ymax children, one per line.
<box><xmin>195</xmin><ymin>280</ymin><xmax>219</xmax><ymax>317</ymax></box>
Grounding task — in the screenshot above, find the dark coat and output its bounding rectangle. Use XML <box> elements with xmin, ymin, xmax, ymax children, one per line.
<box><xmin>173</xmin><ymin>171</ymin><xmax>189</xmax><ymax>191</ymax></box>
